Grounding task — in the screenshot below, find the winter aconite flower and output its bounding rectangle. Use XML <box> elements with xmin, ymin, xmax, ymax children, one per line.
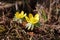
<box><xmin>15</xmin><ymin>11</ymin><xmax>26</xmax><ymax>19</ymax></box>
<box><xmin>25</xmin><ymin>13</ymin><xmax>40</xmax><ymax>30</ymax></box>
<box><xmin>25</xmin><ymin>13</ymin><xmax>39</xmax><ymax>24</ymax></box>
<box><xmin>13</xmin><ymin>11</ymin><xmax>26</xmax><ymax>23</ymax></box>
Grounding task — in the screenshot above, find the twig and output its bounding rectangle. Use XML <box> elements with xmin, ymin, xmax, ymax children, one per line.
<box><xmin>15</xmin><ymin>2</ymin><xmax>18</xmax><ymax>11</ymax></box>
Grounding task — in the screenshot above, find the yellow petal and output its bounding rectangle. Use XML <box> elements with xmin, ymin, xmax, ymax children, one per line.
<box><xmin>34</xmin><ymin>14</ymin><xmax>39</xmax><ymax>18</ymax></box>
<box><xmin>19</xmin><ymin>14</ymin><xmax>24</xmax><ymax>18</ymax></box>
<box><xmin>29</xmin><ymin>13</ymin><xmax>33</xmax><ymax>18</ymax></box>
<box><xmin>31</xmin><ymin>18</ymin><xmax>38</xmax><ymax>24</ymax></box>
<box><xmin>15</xmin><ymin>12</ymin><xmax>19</xmax><ymax>16</ymax></box>
<box><xmin>25</xmin><ymin>16</ymin><xmax>30</xmax><ymax>22</ymax></box>
<box><xmin>33</xmin><ymin>18</ymin><xmax>38</xmax><ymax>24</ymax></box>
<box><xmin>24</xmin><ymin>13</ymin><xmax>27</xmax><ymax>16</ymax></box>
<box><xmin>15</xmin><ymin>12</ymin><xmax>20</xmax><ymax>18</ymax></box>
<box><xmin>34</xmin><ymin>14</ymin><xmax>39</xmax><ymax>20</ymax></box>
<box><xmin>20</xmin><ymin>11</ymin><xmax>24</xmax><ymax>15</ymax></box>
<box><xmin>18</xmin><ymin>11</ymin><xmax>25</xmax><ymax>18</ymax></box>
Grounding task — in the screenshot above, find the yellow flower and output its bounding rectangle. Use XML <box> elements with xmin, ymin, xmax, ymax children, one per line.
<box><xmin>15</xmin><ymin>11</ymin><xmax>26</xmax><ymax>19</ymax></box>
<box><xmin>25</xmin><ymin>13</ymin><xmax>39</xmax><ymax>24</ymax></box>
<box><xmin>15</xmin><ymin>11</ymin><xmax>20</xmax><ymax>19</ymax></box>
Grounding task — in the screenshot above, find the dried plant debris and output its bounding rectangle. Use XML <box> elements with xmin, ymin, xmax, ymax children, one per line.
<box><xmin>0</xmin><ymin>25</ymin><xmax>6</xmax><ymax>33</ymax></box>
<box><xmin>0</xmin><ymin>0</ymin><xmax>60</xmax><ymax>40</ymax></box>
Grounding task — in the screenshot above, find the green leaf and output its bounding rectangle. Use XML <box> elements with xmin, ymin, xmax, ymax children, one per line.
<box><xmin>41</xmin><ymin>9</ymin><xmax>48</xmax><ymax>21</ymax></box>
<box><xmin>13</xmin><ymin>18</ymin><xmax>18</xmax><ymax>21</ymax></box>
<box><xmin>18</xmin><ymin>19</ymin><xmax>22</xmax><ymax>23</ymax></box>
<box><xmin>35</xmin><ymin>22</ymin><xmax>41</xmax><ymax>27</ymax></box>
<box><xmin>26</xmin><ymin>23</ymin><xmax>34</xmax><ymax>30</ymax></box>
<box><xmin>26</xmin><ymin>23</ymin><xmax>31</xmax><ymax>30</ymax></box>
<box><xmin>31</xmin><ymin>25</ymin><xmax>34</xmax><ymax>30</ymax></box>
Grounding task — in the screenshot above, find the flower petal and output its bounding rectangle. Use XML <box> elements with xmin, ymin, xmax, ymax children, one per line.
<box><xmin>18</xmin><ymin>11</ymin><xmax>25</xmax><ymax>18</ymax></box>
<box><xmin>15</xmin><ymin>12</ymin><xmax>19</xmax><ymax>16</ymax></box>
<box><xmin>29</xmin><ymin>13</ymin><xmax>33</xmax><ymax>18</ymax></box>
<box><xmin>25</xmin><ymin>16</ymin><xmax>30</xmax><ymax>22</ymax></box>
<box><xmin>15</xmin><ymin>12</ymin><xmax>20</xmax><ymax>18</ymax></box>
<box><xmin>34</xmin><ymin>14</ymin><xmax>39</xmax><ymax>20</ymax></box>
<box><xmin>24</xmin><ymin>13</ymin><xmax>27</xmax><ymax>16</ymax></box>
<box><xmin>20</xmin><ymin>11</ymin><xmax>24</xmax><ymax>15</ymax></box>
